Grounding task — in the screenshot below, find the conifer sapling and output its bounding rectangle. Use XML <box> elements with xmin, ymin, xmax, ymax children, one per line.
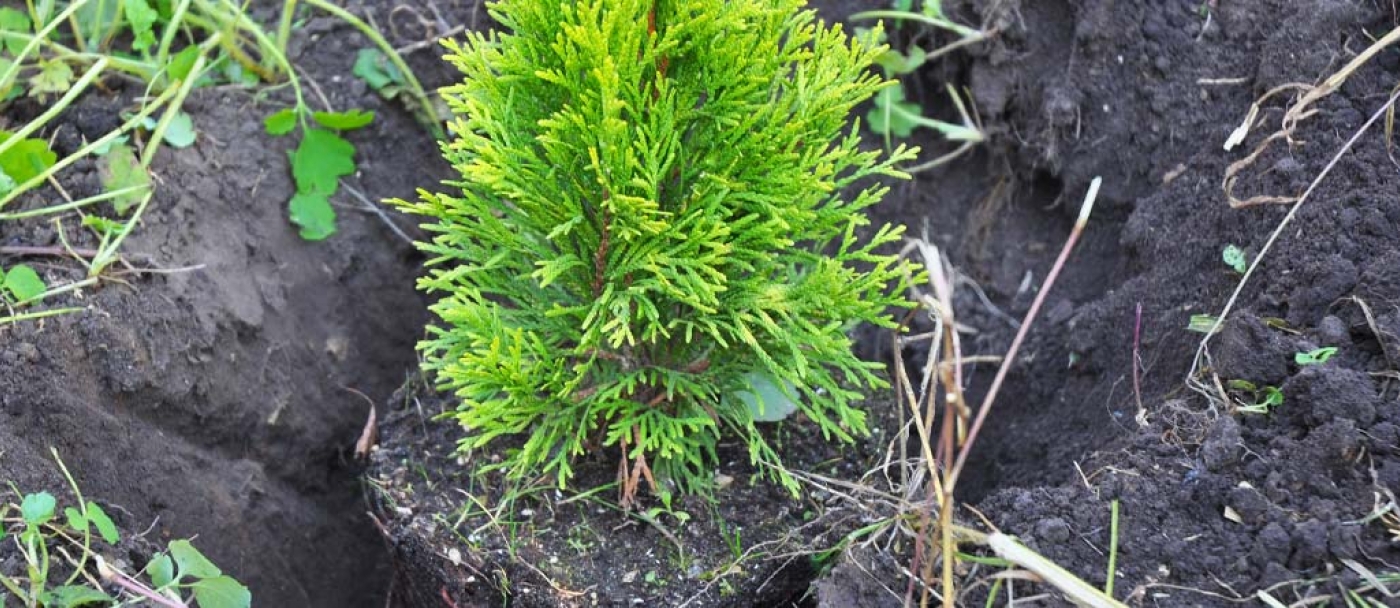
<box><xmin>395</xmin><ymin>0</ymin><xmax>918</xmax><ymax>503</ymax></box>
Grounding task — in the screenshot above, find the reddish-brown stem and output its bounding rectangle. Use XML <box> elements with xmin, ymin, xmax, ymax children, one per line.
<box><xmin>947</xmin><ymin>178</ymin><xmax>1101</xmax><ymax>490</ymax></box>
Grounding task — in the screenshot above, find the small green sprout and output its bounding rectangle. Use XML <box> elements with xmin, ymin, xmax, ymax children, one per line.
<box><xmin>1187</xmin><ymin>314</ymin><xmax>1221</xmax><ymax>334</ymax></box>
<box><xmin>264</xmin><ymin>108</ymin><xmax>376</xmax><ymax>240</ymax></box>
<box><xmin>1227</xmin><ymin>379</ymin><xmax>1283</xmax><ymax>414</ymax></box>
<box><xmin>1295</xmin><ymin>347</ymin><xmax>1338</xmax><ymax>366</ymax></box>
<box><xmin>1222</xmin><ymin>244</ymin><xmax>1246</xmax><ymax>274</ymax></box>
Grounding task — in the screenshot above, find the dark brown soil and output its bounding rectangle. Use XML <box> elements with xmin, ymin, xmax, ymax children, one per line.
<box><xmin>6</xmin><ymin>0</ymin><xmax>1400</xmax><ymax>606</ymax></box>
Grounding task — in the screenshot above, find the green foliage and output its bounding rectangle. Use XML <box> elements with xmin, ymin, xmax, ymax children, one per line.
<box><xmin>2</xmin><ymin>263</ymin><xmax>46</xmax><ymax>302</ymax></box>
<box><xmin>266</xmin><ymin>108</ymin><xmax>375</xmax><ymax>240</ymax></box>
<box><xmin>97</xmin><ymin>142</ymin><xmax>150</xmax><ymax>214</ymax></box>
<box><xmin>1295</xmin><ymin>346</ymin><xmax>1338</xmax><ymax>366</ymax></box>
<box><xmin>0</xmin><ymin>131</ymin><xmax>58</xmax><ymax>191</ymax></box>
<box><xmin>1187</xmin><ymin>313</ymin><xmax>1220</xmax><ymax>334</ymax></box>
<box><xmin>1</xmin><ymin>454</ymin><xmax>251</xmax><ymax>608</ymax></box>
<box><xmin>1227</xmin><ymin>379</ymin><xmax>1284</xmax><ymax>414</ymax></box>
<box><xmin>396</xmin><ymin>0</ymin><xmax>917</xmax><ymax>497</ymax></box>
<box><xmin>1222</xmin><ymin>244</ymin><xmax>1246</xmax><ymax>274</ymax></box>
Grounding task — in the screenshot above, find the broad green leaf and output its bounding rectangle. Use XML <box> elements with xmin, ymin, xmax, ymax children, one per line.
<box><xmin>191</xmin><ymin>576</ymin><xmax>251</xmax><ymax>608</ymax></box>
<box><xmin>1295</xmin><ymin>347</ymin><xmax>1338</xmax><ymax>366</ymax></box>
<box><xmin>733</xmin><ymin>372</ymin><xmax>799</xmax><ymax>422</ymax></box>
<box><xmin>159</xmin><ymin>111</ymin><xmax>197</xmax><ymax>148</ymax></box>
<box><xmin>352</xmin><ymin>48</ymin><xmax>402</xmax><ymax>90</ymax></box>
<box><xmin>0</xmin><ymin>8</ymin><xmax>32</xmax><ymax>55</ymax></box>
<box><xmin>38</xmin><ymin>585</ymin><xmax>113</xmax><ymax>607</ymax></box>
<box><xmin>866</xmin><ymin>83</ymin><xmax>980</xmax><ymax>141</ymax></box>
<box><xmin>312</xmin><ymin>109</ymin><xmax>375</xmax><ymax>131</ymax></box>
<box><xmin>30</xmin><ymin>58</ymin><xmax>73</xmax><ymax>99</ymax></box>
<box><xmin>168</xmin><ymin>45</ymin><xmax>200</xmax><ymax>81</ymax></box>
<box><xmin>0</xmin><ymin>131</ymin><xmax>57</xmax><ymax>183</ymax></box>
<box><xmin>98</xmin><ymin>143</ymin><xmax>150</xmax><ymax>214</ymax></box>
<box><xmin>867</xmin><ymin>85</ymin><xmax>921</xmax><ymax>138</ymax></box>
<box><xmin>1222</xmin><ymin>245</ymin><xmax>1246</xmax><ymax>274</ymax></box>
<box><xmin>85</xmin><ymin>502</ymin><xmax>119</xmax><ymax>544</ymax></box>
<box><xmin>288</xmin><ymin>192</ymin><xmax>336</xmax><ymax>241</ymax></box>
<box><xmin>122</xmin><ymin>0</ymin><xmax>159</xmax><ymax>51</ymax></box>
<box><xmin>147</xmin><ymin>554</ymin><xmax>175</xmax><ymax>588</ymax></box>
<box><xmin>874</xmin><ymin>46</ymin><xmax>925</xmax><ymax>75</ymax></box>
<box><xmin>290</xmin><ymin>128</ymin><xmax>355</xmax><ymax>195</ymax></box>
<box><xmin>65</xmin><ymin>506</ymin><xmax>88</xmax><ymax>533</ymax></box>
<box><xmin>264</xmin><ymin>108</ymin><xmax>298</xmax><ymax>136</ymax></box>
<box><xmin>20</xmin><ymin>492</ymin><xmax>56</xmax><ymax>525</ymax></box>
<box><xmin>4</xmin><ymin>264</ymin><xmax>46</xmax><ymax>302</ymax></box>
<box><xmin>169</xmin><ymin>539</ymin><xmax>222</xmax><ymax>579</ymax></box>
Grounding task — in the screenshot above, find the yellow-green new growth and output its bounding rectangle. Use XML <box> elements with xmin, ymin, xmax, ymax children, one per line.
<box><xmin>397</xmin><ymin>0</ymin><xmax>918</xmax><ymax>501</ymax></box>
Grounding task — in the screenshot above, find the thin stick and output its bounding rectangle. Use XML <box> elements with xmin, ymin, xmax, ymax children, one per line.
<box><xmin>948</xmin><ymin>177</ymin><xmax>1101</xmax><ymax>489</ymax></box>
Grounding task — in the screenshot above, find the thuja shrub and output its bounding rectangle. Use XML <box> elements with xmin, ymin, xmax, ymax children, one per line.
<box><xmin>395</xmin><ymin>0</ymin><xmax>918</xmax><ymax>500</ymax></box>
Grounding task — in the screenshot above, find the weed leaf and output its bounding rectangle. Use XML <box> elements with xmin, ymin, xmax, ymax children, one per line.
<box><xmin>192</xmin><ymin>575</ymin><xmax>252</xmax><ymax>608</ymax></box>
<box><xmin>288</xmin><ymin>192</ymin><xmax>336</xmax><ymax>241</ymax></box>
<box><xmin>264</xmin><ymin>109</ymin><xmax>298</xmax><ymax>136</ymax></box>
<box><xmin>4</xmin><ymin>264</ymin><xmax>45</xmax><ymax>302</ymax></box>
<box><xmin>732</xmin><ymin>372</ymin><xmax>799</xmax><ymax>422</ymax></box>
<box><xmin>352</xmin><ymin>48</ymin><xmax>403</xmax><ymax>91</ymax></box>
<box><xmin>99</xmin><ymin>143</ymin><xmax>150</xmax><ymax>214</ymax></box>
<box><xmin>65</xmin><ymin>506</ymin><xmax>87</xmax><ymax>531</ymax></box>
<box><xmin>312</xmin><ymin>109</ymin><xmax>375</xmax><ymax>131</ymax></box>
<box><xmin>291</xmin><ymin>128</ymin><xmax>355</xmax><ymax>195</ymax></box>
<box><xmin>39</xmin><ymin>586</ymin><xmax>113</xmax><ymax>607</ymax></box>
<box><xmin>169</xmin><ymin>45</ymin><xmax>200</xmax><ymax>81</ymax></box>
<box><xmin>169</xmin><ymin>539</ymin><xmax>223</xmax><ymax>579</ymax></box>
<box><xmin>0</xmin><ymin>7</ymin><xmax>32</xmax><ymax>54</ymax></box>
<box><xmin>30</xmin><ymin>59</ymin><xmax>73</xmax><ymax>100</ymax></box>
<box><xmin>147</xmin><ymin>554</ymin><xmax>176</xmax><ymax>588</ymax></box>
<box><xmin>161</xmin><ymin>111</ymin><xmax>197</xmax><ymax>148</ymax></box>
<box><xmin>86</xmin><ymin>502</ymin><xmax>120</xmax><ymax>544</ymax></box>
<box><xmin>867</xmin><ymin>85</ymin><xmax>922</xmax><ymax>138</ymax></box>
<box><xmin>0</xmin><ymin>131</ymin><xmax>57</xmax><ymax>184</ymax></box>
<box><xmin>20</xmin><ymin>492</ymin><xmax>56</xmax><ymax>525</ymax></box>
<box><xmin>123</xmin><ymin>0</ymin><xmax>160</xmax><ymax>51</ymax></box>
<box><xmin>1295</xmin><ymin>347</ymin><xmax>1338</xmax><ymax>366</ymax></box>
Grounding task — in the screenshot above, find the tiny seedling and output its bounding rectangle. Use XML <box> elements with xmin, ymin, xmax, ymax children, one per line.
<box><xmin>1222</xmin><ymin>244</ymin><xmax>1247</xmax><ymax>274</ymax></box>
<box><xmin>1226</xmin><ymin>379</ymin><xmax>1283</xmax><ymax>414</ymax></box>
<box><xmin>1295</xmin><ymin>346</ymin><xmax>1338</xmax><ymax>366</ymax></box>
<box><xmin>264</xmin><ymin>107</ymin><xmax>377</xmax><ymax>240</ymax></box>
<box><xmin>1187</xmin><ymin>314</ymin><xmax>1222</xmax><ymax>334</ymax></box>
<box><xmin>851</xmin><ymin>0</ymin><xmax>987</xmax><ymax>170</ymax></box>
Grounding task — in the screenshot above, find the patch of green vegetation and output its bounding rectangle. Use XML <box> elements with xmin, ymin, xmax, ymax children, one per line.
<box><xmin>2</xmin><ymin>450</ymin><xmax>250</xmax><ymax>608</ymax></box>
<box><xmin>394</xmin><ymin>0</ymin><xmax>919</xmax><ymax>502</ymax></box>
<box><xmin>851</xmin><ymin>0</ymin><xmax>987</xmax><ymax>171</ymax></box>
<box><xmin>0</xmin><ymin>0</ymin><xmax>440</xmax><ymax>325</ymax></box>
<box><xmin>1222</xmin><ymin>244</ymin><xmax>1246</xmax><ymax>274</ymax></box>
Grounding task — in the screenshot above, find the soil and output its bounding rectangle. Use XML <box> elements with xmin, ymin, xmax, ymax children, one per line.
<box><xmin>5</xmin><ymin>0</ymin><xmax>1400</xmax><ymax>606</ymax></box>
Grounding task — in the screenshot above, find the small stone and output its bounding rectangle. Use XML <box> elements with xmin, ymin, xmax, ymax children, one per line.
<box><xmin>622</xmin><ymin>570</ymin><xmax>638</xmax><ymax>584</ymax></box>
